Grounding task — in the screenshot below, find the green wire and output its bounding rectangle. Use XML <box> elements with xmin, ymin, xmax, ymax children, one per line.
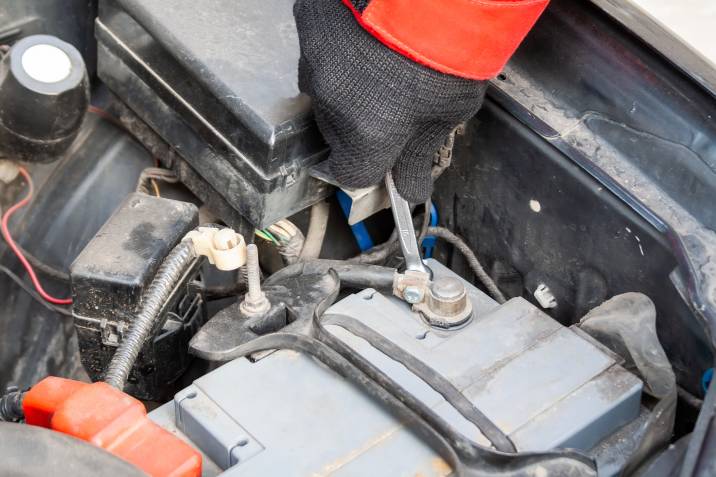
<box><xmin>263</xmin><ymin>229</ymin><xmax>280</xmax><ymax>244</ymax></box>
<box><xmin>255</xmin><ymin>229</ymin><xmax>279</xmax><ymax>245</ymax></box>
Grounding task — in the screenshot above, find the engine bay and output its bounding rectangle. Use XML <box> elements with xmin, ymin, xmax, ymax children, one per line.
<box><xmin>0</xmin><ymin>0</ymin><xmax>715</xmax><ymax>476</ymax></box>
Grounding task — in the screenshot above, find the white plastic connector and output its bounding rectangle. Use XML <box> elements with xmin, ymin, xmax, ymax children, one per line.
<box><xmin>183</xmin><ymin>226</ymin><xmax>247</xmax><ymax>271</ymax></box>
<box><xmin>534</xmin><ymin>283</ymin><xmax>558</xmax><ymax>309</ymax></box>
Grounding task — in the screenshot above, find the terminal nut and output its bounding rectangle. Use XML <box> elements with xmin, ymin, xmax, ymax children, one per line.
<box><xmin>183</xmin><ymin>227</ymin><xmax>247</xmax><ymax>271</ymax></box>
<box><xmin>414</xmin><ymin>276</ymin><xmax>473</xmax><ymax>329</ymax></box>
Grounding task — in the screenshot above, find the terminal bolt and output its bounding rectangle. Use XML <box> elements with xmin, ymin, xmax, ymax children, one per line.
<box><xmin>414</xmin><ymin>276</ymin><xmax>473</xmax><ymax>329</ymax></box>
<box><xmin>393</xmin><ymin>270</ymin><xmax>430</xmax><ymax>305</ymax></box>
<box><xmin>403</xmin><ymin>286</ymin><xmax>424</xmax><ymax>304</ymax></box>
<box><xmin>239</xmin><ymin>244</ymin><xmax>270</xmax><ymax>317</ymax></box>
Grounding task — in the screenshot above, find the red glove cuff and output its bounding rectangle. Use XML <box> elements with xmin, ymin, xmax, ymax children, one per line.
<box><xmin>341</xmin><ymin>0</ymin><xmax>549</xmax><ymax>80</ymax></box>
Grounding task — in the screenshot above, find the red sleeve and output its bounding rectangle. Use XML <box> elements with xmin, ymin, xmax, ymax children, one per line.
<box><xmin>341</xmin><ymin>0</ymin><xmax>550</xmax><ymax>80</ymax></box>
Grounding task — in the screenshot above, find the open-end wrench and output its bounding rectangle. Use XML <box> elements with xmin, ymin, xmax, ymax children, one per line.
<box><xmin>385</xmin><ymin>172</ymin><xmax>429</xmax><ymax>275</ymax></box>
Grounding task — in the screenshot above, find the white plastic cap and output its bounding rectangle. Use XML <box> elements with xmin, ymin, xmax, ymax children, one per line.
<box><xmin>21</xmin><ymin>44</ymin><xmax>72</xmax><ymax>83</ymax></box>
<box><xmin>184</xmin><ymin>227</ymin><xmax>247</xmax><ymax>271</ymax></box>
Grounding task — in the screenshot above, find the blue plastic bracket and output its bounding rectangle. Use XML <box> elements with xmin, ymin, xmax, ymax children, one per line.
<box><xmin>336</xmin><ymin>190</ymin><xmax>374</xmax><ymax>252</ymax></box>
<box><xmin>422</xmin><ymin>203</ymin><xmax>439</xmax><ymax>258</ymax></box>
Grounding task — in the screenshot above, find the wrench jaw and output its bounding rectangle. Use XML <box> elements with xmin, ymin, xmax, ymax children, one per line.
<box><xmin>384</xmin><ymin>172</ymin><xmax>430</xmax><ymax>276</ymax></box>
<box><xmin>385</xmin><ymin>171</ymin><xmax>431</xmax><ymax>306</ymax></box>
<box><xmin>385</xmin><ymin>173</ymin><xmax>472</xmax><ymax>327</ymax></box>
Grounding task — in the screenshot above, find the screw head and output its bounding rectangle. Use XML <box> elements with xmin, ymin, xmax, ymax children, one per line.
<box><xmin>404</xmin><ymin>286</ymin><xmax>424</xmax><ymax>304</ymax></box>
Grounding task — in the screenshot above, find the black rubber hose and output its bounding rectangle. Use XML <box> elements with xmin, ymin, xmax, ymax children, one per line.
<box><xmin>265</xmin><ymin>260</ymin><xmax>396</xmax><ymax>290</ymax></box>
<box><xmin>217</xmin><ymin>331</ymin><xmax>465</xmax><ymax>473</ymax></box>
<box><xmin>325</xmin><ymin>314</ymin><xmax>516</xmax><ymax>453</ymax></box>
<box><xmin>0</xmin><ymin>387</ymin><xmax>24</xmax><ymax>422</ymax></box>
<box><xmin>312</xmin><ymin>318</ymin><xmax>596</xmax><ymax>475</ymax></box>
<box><xmin>221</xmin><ymin>329</ymin><xmax>596</xmax><ymax>476</ymax></box>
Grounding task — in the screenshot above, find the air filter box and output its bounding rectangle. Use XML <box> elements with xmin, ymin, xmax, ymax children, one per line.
<box><xmin>96</xmin><ymin>0</ymin><xmax>330</xmax><ymax>228</ymax></box>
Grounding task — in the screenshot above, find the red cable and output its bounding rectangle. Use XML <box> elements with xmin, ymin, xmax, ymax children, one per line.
<box><xmin>1</xmin><ymin>167</ymin><xmax>72</xmax><ymax>305</ymax></box>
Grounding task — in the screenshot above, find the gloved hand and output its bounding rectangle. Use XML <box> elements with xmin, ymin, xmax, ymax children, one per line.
<box><xmin>294</xmin><ymin>0</ymin><xmax>548</xmax><ymax>203</ymax></box>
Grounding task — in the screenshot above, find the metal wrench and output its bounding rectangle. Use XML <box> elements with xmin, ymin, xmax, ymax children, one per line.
<box><xmin>385</xmin><ymin>172</ymin><xmax>429</xmax><ymax>275</ymax></box>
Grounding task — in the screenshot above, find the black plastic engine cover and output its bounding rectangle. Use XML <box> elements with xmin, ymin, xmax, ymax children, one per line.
<box><xmin>70</xmin><ymin>194</ymin><xmax>205</xmax><ymax>400</ymax></box>
<box><xmin>95</xmin><ymin>0</ymin><xmax>331</xmax><ymax>228</ymax></box>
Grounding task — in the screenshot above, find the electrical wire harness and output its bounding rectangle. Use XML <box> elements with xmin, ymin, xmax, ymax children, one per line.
<box><xmin>1</xmin><ymin>167</ymin><xmax>72</xmax><ymax>305</ymax></box>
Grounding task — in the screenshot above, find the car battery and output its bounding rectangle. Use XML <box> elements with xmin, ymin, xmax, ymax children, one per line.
<box><xmin>95</xmin><ymin>0</ymin><xmax>330</xmax><ymax>228</ymax></box>
<box><xmin>150</xmin><ymin>260</ymin><xmax>645</xmax><ymax>476</ymax></box>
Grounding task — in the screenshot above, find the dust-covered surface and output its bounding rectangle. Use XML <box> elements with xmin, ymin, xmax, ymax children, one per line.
<box><xmin>96</xmin><ymin>1</ymin><xmax>332</xmax><ymax>228</ymax></box>
<box><xmin>490</xmin><ymin>0</ymin><xmax>716</xmax><ymax>349</ymax></box>
<box><xmin>70</xmin><ymin>193</ymin><xmax>198</xmax><ymax>321</ymax></box>
<box><xmin>0</xmin><ymin>116</ymin><xmax>152</xmax><ymax>390</ymax></box>
<box><xmin>118</xmin><ymin>0</ymin><xmax>309</xmax><ymax>130</ymax></box>
<box><xmin>494</xmin><ymin>63</ymin><xmax>716</xmax><ymax>344</ymax></box>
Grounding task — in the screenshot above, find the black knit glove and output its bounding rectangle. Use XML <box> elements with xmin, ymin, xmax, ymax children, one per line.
<box><xmin>294</xmin><ymin>0</ymin><xmax>488</xmax><ymax>203</ymax></box>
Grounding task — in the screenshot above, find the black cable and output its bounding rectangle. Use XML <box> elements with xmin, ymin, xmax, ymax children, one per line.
<box><xmin>220</xmin><ymin>328</ymin><xmax>596</xmax><ymax>475</ymax></box>
<box><xmin>325</xmin><ymin>314</ymin><xmax>516</xmax><ymax>453</ymax></box>
<box><xmin>311</xmin><ymin>316</ymin><xmax>595</xmax><ymax>474</ymax></box>
<box><xmin>214</xmin><ymin>331</ymin><xmax>466</xmax><ymax>473</ymax></box>
<box><xmin>265</xmin><ymin>260</ymin><xmax>396</xmax><ymax>290</ymax></box>
<box><xmin>0</xmin><ymin>386</ymin><xmax>24</xmax><ymax>422</ymax></box>
<box><xmin>189</xmin><ymin>281</ymin><xmax>246</xmax><ymax>300</ymax></box>
<box><xmin>0</xmin><ymin>265</ymin><xmax>72</xmax><ymax>317</ymax></box>
<box><xmin>15</xmin><ymin>244</ymin><xmax>70</xmax><ymax>282</ymax></box>
<box><xmin>348</xmin><ymin>234</ymin><xmax>400</xmax><ymax>265</ymax></box>
<box><xmin>678</xmin><ymin>385</ymin><xmax>703</xmax><ymax>409</ymax></box>
<box><xmin>349</xmin><ymin>210</ymin><xmax>428</xmax><ymax>265</ymax></box>
<box><xmin>351</xmin><ymin>200</ymin><xmax>432</xmax><ymax>266</ymax></box>
<box><xmin>424</xmin><ymin>226</ymin><xmax>506</xmax><ymax>304</ymax></box>
<box><xmin>418</xmin><ymin>199</ymin><xmax>431</xmax><ymax>244</ymax></box>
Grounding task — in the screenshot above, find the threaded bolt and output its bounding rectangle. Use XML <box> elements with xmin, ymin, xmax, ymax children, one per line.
<box><xmin>404</xmin><ymin>286</ymin><xmax>424</xmax><ymax>304</ymax></box>
<box><xmin>246</xmin><ymin>244</ymin><xmax>262</xmax><ymax>302</ymax></box>
<box><xmin>240</xmin><ymin>244</ymin><xmax>270</xmax><ymax>316</ymax></box>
